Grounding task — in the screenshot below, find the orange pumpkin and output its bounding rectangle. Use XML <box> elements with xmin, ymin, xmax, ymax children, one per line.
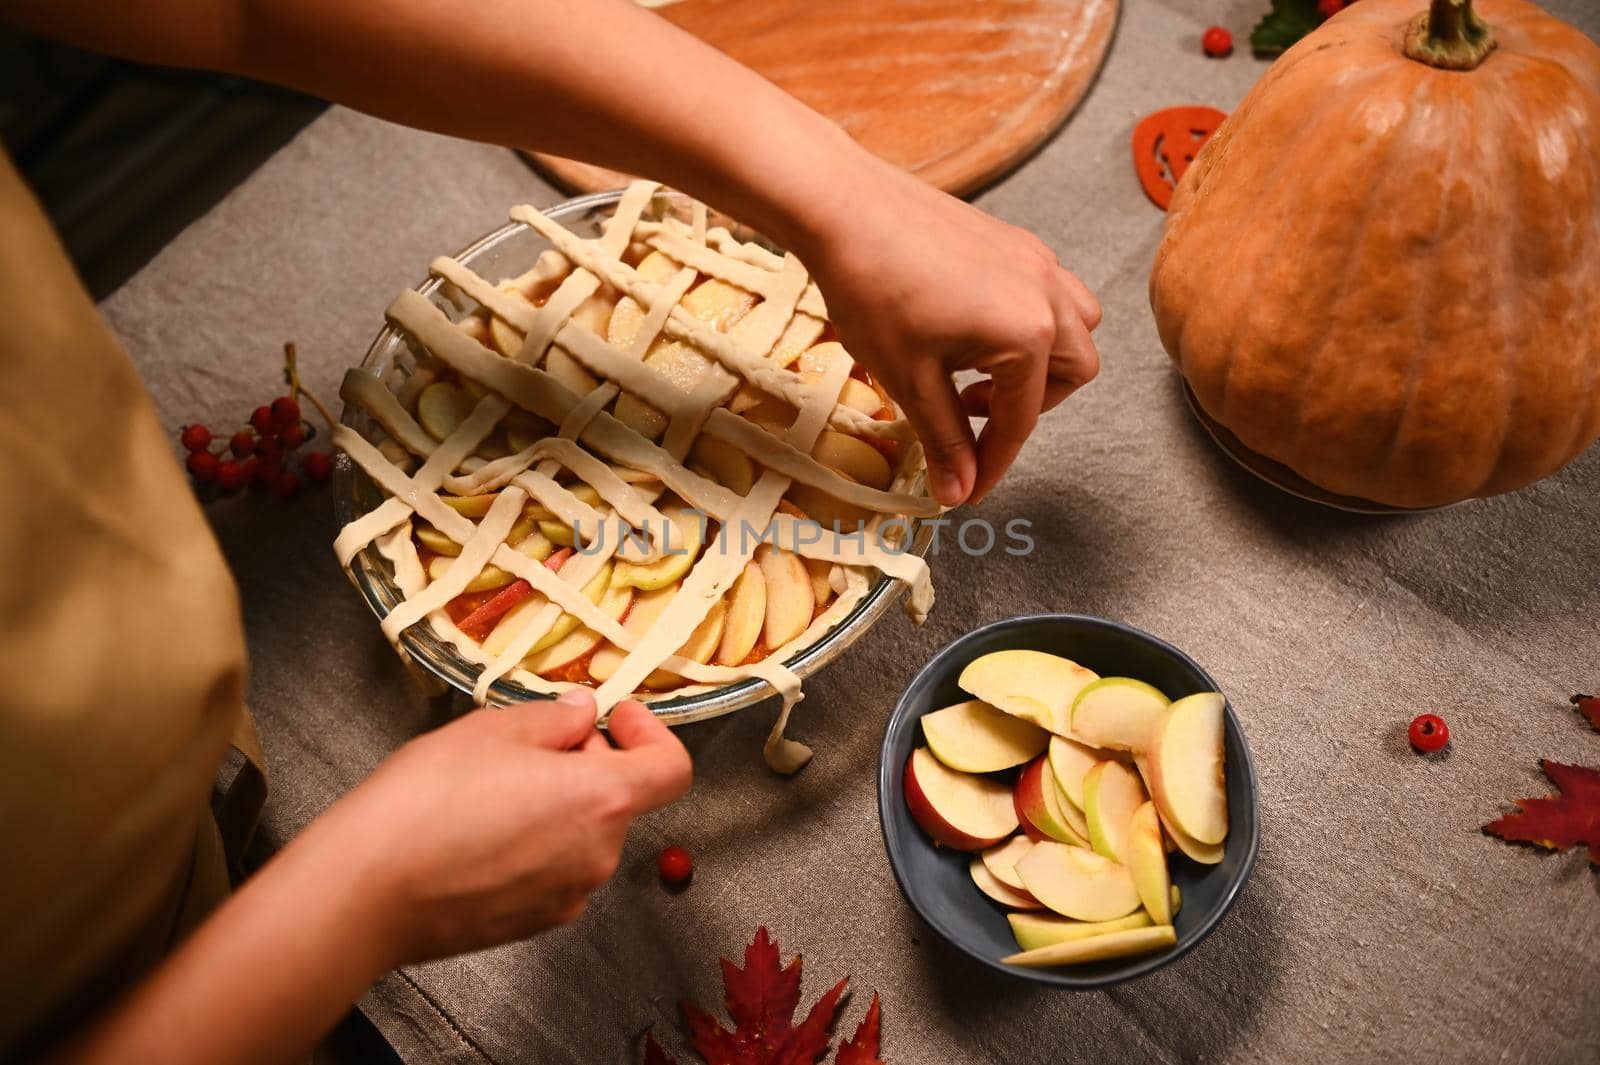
<box><xmin>1150</xmin><ymin>0</ymin><xmax>1600</xmax><ymax>508</ymax></box>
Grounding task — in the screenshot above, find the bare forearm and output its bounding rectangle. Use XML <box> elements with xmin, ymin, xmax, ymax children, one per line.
<box><xmin>5</xmin><ymin>0</ymin><xmax>882</xmax><ymax>259</ymax></box>
<box><xmin>57</xmin><ymin>817</ymin><xmax>393</xmax><ymax>1065</ymax></box>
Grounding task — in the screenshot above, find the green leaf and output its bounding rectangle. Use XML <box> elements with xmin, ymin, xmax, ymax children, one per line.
<box><xmin>1250</xmin><ymin>0</ymin><xmax>1321</xmax><ymax>57</ymax></box>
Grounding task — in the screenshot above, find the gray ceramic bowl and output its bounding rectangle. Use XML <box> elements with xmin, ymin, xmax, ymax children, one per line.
<box><xmin>877</xmin><ymin>614</ymin><xmax>1260</xmax><ymax>987</ymax></box>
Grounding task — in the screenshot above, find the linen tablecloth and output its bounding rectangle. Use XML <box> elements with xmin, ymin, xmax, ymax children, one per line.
<box><xmin>101</xmin><ymin>1</ymin><xmax>1600</xmax><ymax>1061</ymax></box>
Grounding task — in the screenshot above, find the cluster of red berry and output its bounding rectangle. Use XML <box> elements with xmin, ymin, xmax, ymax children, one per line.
<box><xmin>1204</xmin><ymin>0</ymin><xmax>1350</xmax><ymax>58</ymax></box>
<box><xmin>178</xmin><ymin>343</ymin><xmax>334</xmax><ymax>499</ymax></box>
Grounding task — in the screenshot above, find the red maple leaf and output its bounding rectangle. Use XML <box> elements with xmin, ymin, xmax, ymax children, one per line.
<box><xmin>1483</xmin><ymin>760</ymin><xmax>1600</xmax><ymax>867</ymax></box>
<box><xmin>1572</xmin><ymin>694</ymin><xmax>1600</xmax><ymax>732</ymax></box>
<box><xmin>646</xmin><ymin>927</ymin><xmax>883</xmax><ymax>1065</ymax></box>
<box><xmin>833</xmin><ymin>994</ymin><xmax>883</xmax><ymax>1065</ymax></box>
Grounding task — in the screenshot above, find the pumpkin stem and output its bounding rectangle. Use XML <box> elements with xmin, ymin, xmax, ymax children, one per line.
<box><xmin>1404</xmin><ymin>0</ymin><xmax>1497</xmax><ymax>71</ymax></box>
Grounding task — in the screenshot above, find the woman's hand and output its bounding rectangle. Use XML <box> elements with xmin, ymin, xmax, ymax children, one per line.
<box><xmin>321</xmin><ymin>689</ymin><xmax>692</xmax><ymax>965</ymax></box>
<box><xmin>63</xmin><ymin>690</ymin><xmax>690</xmax><ymax>1065</ymax></box>
<box><xmin>789</xmin><ymin>159</ymin><xmax>1103</xmax><ymax>508</ymax></box>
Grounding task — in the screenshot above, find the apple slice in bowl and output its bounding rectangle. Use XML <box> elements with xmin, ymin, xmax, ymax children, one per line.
<box><xmin>903</xmin><ymin>747</ymin><xmax>1018</xmax><ymax>851</ymax></box>
<box><xmin>879</xmin><ymin>613</ymin><xmax>1259</xmax><ymax>988</ymax></box>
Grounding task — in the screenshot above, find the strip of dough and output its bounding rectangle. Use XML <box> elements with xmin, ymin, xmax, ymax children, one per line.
<box><xmin>508</xmin><ymin>204</ymin><xmax>908</xmax><ymax>443</ymax></box>
<box><xmin>593</xmin><ymin>358</ymin><xmax>854</xmax><ymax>770</ymax></box>
<box><xmin>380</xmin><ymin>487</ymin><xmax>527</xmax><ymax>642</ymax></box>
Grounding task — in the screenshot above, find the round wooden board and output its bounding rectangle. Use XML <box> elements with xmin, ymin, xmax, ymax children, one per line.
<box><xmin>527</xmin><ymin>0</ymin><xmax>1120</xmax><ymax>197</ymax></box>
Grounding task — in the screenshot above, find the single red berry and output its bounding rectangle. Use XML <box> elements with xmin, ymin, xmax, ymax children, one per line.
<box><xmin>303</xmin><ymin>451</ymin><xmax>333</xmax><ymax>482</ymax></box>
<box><xmin>272</xmin><ymin>470</ymin><xmax>301</xmax><ymax>499</ymax></box>
<box><xmin>180</xmin><ymin>424</ymin><xmax>213</xmax><ymax>452</ymax></box>
<box><xmin>256</xmin><ymin>436</ymin><xmax>282</xmax><ymax>467</ymax></box>
<box><xmin>229</xmin><ymin>430</ymin><xmax>256</xmax><ymax>458</ymax></box>
<box><xmin>240</xmin><ymin>457</ymin><xmax>259</xmax><ymax>484</ymax></box>
<box><xmin>216</xmin><ymin>460</ymin><xmax>248</xmax><ymax>492</ymax></box>
<box><xmin>279</xmin><ymin>422</ymin><xmax>308</xmax><ymax>448</ymax></box>
<box><xmin>1408</xmin><ymin>713</ymin><xmax>1450</xmax><ymax>754</ymax></box>
<box><xmin>1317</xmin><ymin>0</ymin><xmax>1346</xmax><ymax>18</ymax></box>
<box><xmin>1202</xmin><ymin>26</ymin><xmax>1233</xmax><ymax>57</ymax></box>
<box><xmin>657</xmin><ymin>846</ymin><xmax>693</xmax><ymax>887</ymax></box>
<box><xmin>271</xmin><ymin>395</ymin><xmax>302</xmax><ymax>431</ymax></box>
<box><xmin>186</xmin><ymin>450</ymin><xmax>220</xmax><ymax>482</ymax></box>
<box><xmin>250</xmin><ymin>405</ymin><xmax>276</xmax><ymax>436</ymax></box>
<box><xmin>254</xmin><ymin>457</ymin><xmax>280</xmax><ymax>485</ymax></box>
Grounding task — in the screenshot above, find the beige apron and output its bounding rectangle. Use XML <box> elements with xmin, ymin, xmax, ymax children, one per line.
<box><xmin>0</xmin><ymin>149</ymin><xmax>262</xmax><ymax>1056</ymax></box>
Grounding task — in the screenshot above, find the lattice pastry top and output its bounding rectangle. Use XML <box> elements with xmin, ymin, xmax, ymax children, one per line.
<box><xmin>334</xmin><ymin>182</ymin><xmax>937</xmax><ymax>771</ymax></box>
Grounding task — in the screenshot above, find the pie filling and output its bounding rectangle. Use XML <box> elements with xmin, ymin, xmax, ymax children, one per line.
<box><xmin>334</xmin><ymin>182</ymin><xmax>938</xmax><ymax>770</ymax></box>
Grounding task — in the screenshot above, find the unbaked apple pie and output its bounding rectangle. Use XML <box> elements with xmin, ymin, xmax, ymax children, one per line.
<box><xmin>334</xmin><ymin>182</ymin><xmax>937</xmax><ymax>769</ymax></box>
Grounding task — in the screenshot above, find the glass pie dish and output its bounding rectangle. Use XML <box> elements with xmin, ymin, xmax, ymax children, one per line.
<box><xmin>332</xmin><ymin>187</ymin><xmax>936</xmax><ymax>737</ymax></box>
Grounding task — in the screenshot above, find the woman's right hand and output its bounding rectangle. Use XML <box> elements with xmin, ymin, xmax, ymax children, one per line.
<box><xmin>311</xmin><ymin>688</ymin><xmax>691</xmax><ymax>966</ymax></box>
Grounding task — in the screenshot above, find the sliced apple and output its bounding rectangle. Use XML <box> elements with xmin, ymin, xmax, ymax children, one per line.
<box><xmin>502</xmin><ymin>410</ymin><xmax>552</xmax><ymax>454</ymax></box>
<box><xmin>544</xmin><ymin>346</ymin><xmax>600</xmax><ymax>394</ymax></box>
<box><xmin>524</xmin><ymin>580</ymin><xmax>633</xmax><ymax>672</ymax></box>
<box><xmin>756</xmin><ymin>544</ymin><xmax>814</xmax><ymax>649</ymax></box>
<box><xmin>1002</xmin><ymin>924</ymin><xmax>1176</xmax><ymax>968</ymax></box>
<box><xmin>489</xmin><ymin>301</ymin><xmax>529</xmax><ymax>358</ymax></box>
<box><xmin>527</xmin><ymin>559</ymin><xmax>611</xmax><ymax>654</ymax></box>
<box><xmin>689</xmin><ymin>436</ymin><xmax>756</xmax><ymax>496</ymax></box>
<box><xmin>797</xmin><ymin>341</ymin><xmax>849</xmax><ymax>376</ymax></box>
<box><xmin>1013</xmin><ymin>757</ymin><xmax>1088</xmax><ymax>848</ymax></box>
<box><xmin>684</xmin><ymin>277</ymin><xmax>756</xmax><ymax>330</ymax></box>
<box><xmin>1145</xmin><ymin>692</ymin><xmax>1228</xmax><ymax>845</ymax></box>
<box><xmin>569</xmin><ymin>292</ymin><xmax>613</xmax><ymax>337</ymax></box>
<box><xmin>1134</xmin><ymin>756</ymin><xmax>1224</xmax><ymax>864</ymax></box>
<box><xmin>588</xmin><ymin>585</ymin><xmax>674</xmax><ymax>682</ymax></box>
<box><xmin>1082</xmin><ymin>759</ymin><xmax>1147</xmax><ymax>864</ymax></box>
<box><xmin>969</xmin><ymin>859</ymin><xmax>1043</xmax><ymax>910</ymax></box>
<box><xmin>922</xmin><ymin>699</ymin><xmax>1048</xmax><ymax>774</ymax></box>
<box><xmin>1046</xmin><ymin>736</ymin><xmax>1100</xmax><ymax>811</ymax></box>
<box><xmin>614</xmin><ymin>507</ymin><xmax>704</xmax><ymax>590</ymax></box>
<box><xmin>1045</xmin><ymin>756</ymin><xmax>1092</xmax><ymax>842</ymax></box>
<box><xmin>644</xmin><ymin>598</ymin><xmax>726</xmax><ymax>689</ymax></box>
<box><xmin>474</xmin><ymin>550</ymin><xmax>568</xmax><ymax>655</ymax></box>
<box><xmin>509</xmin><ymin>528</ymin><xmax>554</xmax><ymax>562</ymax></box>
<box><xmin>417</xmin><ymin>381</ymin><xmax>474</xmax><ymax>441</ymax></box>
<box><xmin>839</xmin><ymin>379</ymin><xmax>884</xmax><ymax>416</ymax></box>
<box><xmin>538</xmin><ymin>519</ymin><xmax>575</xmax><ymax>547</ymax></box>
<box><xmin>770</xmin><ymin>313</ymin><xmax>825</xmax><ymax>367</ymax></box>
<box><xmin>715</xmin><ymin>561</ymin><xmax>766</xmax><ymax>665</ymax></box>
<box><xmin>1126</xmin><ymin>801</ymin><xmax>1172</xmax><ymax>924</ymax></box>
<box><xmin>604</xmin><ymin>255</ymin><xmax>678</xmax><ymax>348</ymax></box>
<box><xmin>980</xmin><ymin>835</ymin><xmax>1036</xmax><ymax>893</ymax></box>
<box><xmin>957</xmin><ymin>650</ymin><xmax>1100</xmax><ymax>737</ymax></box>
<box><xmin>811</xmin><ymin>430</ymin><xmax>891</xmax><ymax>491</ymax></box>
<box><xmin>1072</xmin><ymin>677</ymin><xmax>1171</xmax><ymax>752</ymax></box>
<box><xmin>794</xmin><ymin>344</ymin><xmax>883</xmax><ymax>416</ymax></box>
<box><xmin>785</xmin><ymin>481</ymin><xmax>870</xmax><ymax>534</ymax></box>
<box><xmin>439</xmin><ymin>492</ymin><xmax>500</xmax><ymax>518</ymax></box>
<box><xmin>613</xmin><ymin>340</ymin><xmax>713</xmax><ymax>440</ymax></box>
<box><xmin>804</xmin><ymin>556</ymin><xmax>834</xmax><ymax>606</ymax></box>
<box><xmin>1015</xmin><ymin>842</ymin><xmax>1141</xmax><ymax>922</ymax></box>
<box><xmin>635</xmin><ymin>250</ymin><xmax>680</xmax><ymax>282</ymax></box>
<box><xmin>606</xmin><ymin>295</ymin><xmax>646</xmax><ymax>351</ymax></box>
<box><xmin>1015</xmin><ymin>802</ymin><xmax>1048</xmax><ymax>844</ymax></box>
<box><xmin>415</xmin><ymin>523</ymin><xmax>462</xmax><ymax>557</ymax></box>
<box><xmin>903</xmin><ymin>746</ymin><xmax>1018</xmax><ymax>851</ymax></box>
<box><xmin>428</xmin><ymin>555</ymin><xmax>515</xmax><ymax>594</ymax></box>
<box><xmin>1160</xmin><ymin>803</ymin><xmax>1226</xmax><ymax>865</ymax></box>
<box><xmin>1007</xmin><ymin>911</ymin><xmax>1153</xmax><ymax>952</ymax></box>
<box><xmin>742</xmin><ymin>395</ymin><xmax>798</xmax><ymax>436</ymax></box>
<box><xmin>459</xmin><ymin>314</ymin><xmax>492</xmax><ymax>346</ymax></box>
<box><xmin>482</xmin><ymin>592</ymin><xmax>546</xmax><ymax>657</ymax></box>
